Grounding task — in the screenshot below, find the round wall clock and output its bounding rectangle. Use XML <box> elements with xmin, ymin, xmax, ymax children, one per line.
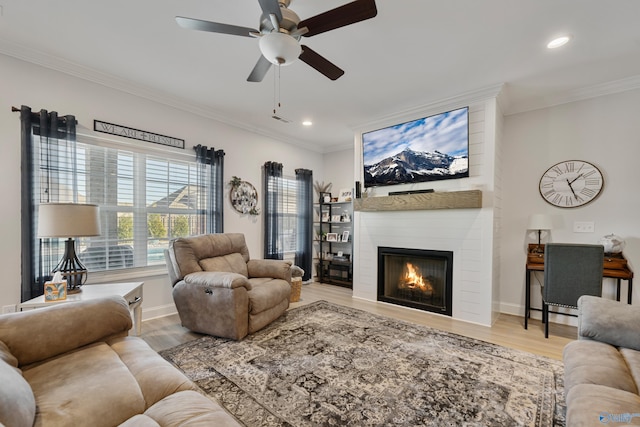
<box><xmin>538</xmin><ymin>160</ymin><xmax>604</xmax><ymax>208</ymax></box>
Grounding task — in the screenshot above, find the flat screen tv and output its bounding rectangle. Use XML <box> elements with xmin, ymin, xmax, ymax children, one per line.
<box><xmin>362</xmin><ymin>106</ymin><xmax>469</xmax><ymax>188</ymax></box>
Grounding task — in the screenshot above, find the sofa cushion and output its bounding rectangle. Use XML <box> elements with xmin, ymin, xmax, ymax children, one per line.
<box><xmin>248</xmin><ymin>279</ymin><xmax>291</xmax><ymax>314</ymax></box>
<box><xmin>0</xmin><ymin>296</ymin><xmax>131</xmax><ymax>367</ymax></box>
<box><xmin>184</xmin><ymin>271</ymin><xmax>252</xmax><ymax>290</ymax></box>
<box><xmin>23</xmin><ymin>342</ymin><xmax>146</xmax><ymax>427</ymax></box>
<box><xmin>144</xmin><ymin>390</ymin><xmax>241</xmax><ymax>426</ymax></box>
<box><xmin>578</xmin><ymin>295</ymin><xmax>640</xmax><ymax>351</ymax></box>
<box><xmin>0</xmin><ymin>340</ymin><xmax>18</xmax><ymax>368</ymax></box>
<box><xmin>107</xmin><ymin>336</ymin><xmax>196</xmax><ymax>409</ymax></box>
<box><xmin>199</xmin><ymin>252</ymin><xmax>249</xmax><ymax>278</ymax></box>
<box><xmin>563</xmin><ymin>340</ymin><xmax>638</xmax><ymax>394</ymax></box>
<box><xmin>119</xmin><ymin>414</ymin><xmax>161</xmax><ymax>427</ymax></box>
<box><xmin>566</xmin><ymin>384</ymin><xmax>640</xmax><ymax>426</ymax></box>
<box><xmin>0</xmin><ymin>360</ymin><xmax>35</xmax><ymax>427</ymax></box>
<box><xmin>621</xmin><ymin>348</ymin><xmax>640</xmax><ymax>395</ymax></box>
<box><xmin>247</xmin><ymin>258</ymin><xmax>292</xmax><ymax>281</ymax></box>
<box><xmin>248</xmin><ymin>298</ymin><xmax>290</xmax><ymax>335</ymax></box>
<box><xmin>171</xmin><ymin>233</ymin><xmax>251</xmax><ymax>278</ymax></box>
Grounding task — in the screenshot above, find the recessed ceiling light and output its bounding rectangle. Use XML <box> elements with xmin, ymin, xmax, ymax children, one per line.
<box><xmin>547</xmin><ymin>36</ymin><xmax>571</xmax><ymax>49</ymax></box>
<box><xmin>302</xmin><ymin>120</ymin><xmax>313</xmax><ymax>126</ymax></box>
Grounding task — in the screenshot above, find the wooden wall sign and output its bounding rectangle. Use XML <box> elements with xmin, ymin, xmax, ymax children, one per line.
<box><xmin>94</xmin><ymin>120</ymin><xmax>184</xmax><ymax>149</ymax></box>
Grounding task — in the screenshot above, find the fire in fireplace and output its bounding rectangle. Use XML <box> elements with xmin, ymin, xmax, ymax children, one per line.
<box><xmin>377</xmin><ymin>247</ymin><xmax>453</xmax><ymax>316</ymax></box>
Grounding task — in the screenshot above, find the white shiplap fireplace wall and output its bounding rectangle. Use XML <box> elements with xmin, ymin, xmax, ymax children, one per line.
<box><xmin>352</xmin><ymin>90</ymin><xmax>503</xmax><ymax>326</ymax></box>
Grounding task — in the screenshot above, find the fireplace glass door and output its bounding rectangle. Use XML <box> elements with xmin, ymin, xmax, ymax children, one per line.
<box><xmin>378</xmin><ymin>247</ymin><xmax>453</xmax><ymax>316</ymax></box>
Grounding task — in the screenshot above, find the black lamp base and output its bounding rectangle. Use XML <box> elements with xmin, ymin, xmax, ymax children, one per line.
<box><xmin>52</xmin><ymin>238</ymin><xmax>87</xmax><ymax>293</ymax></box>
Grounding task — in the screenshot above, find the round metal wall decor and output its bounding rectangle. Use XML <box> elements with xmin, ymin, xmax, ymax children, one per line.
<box><xmin>230</xmin><ymin>177</ymin><xmax>259</xmax><ymax>215</ymax></box>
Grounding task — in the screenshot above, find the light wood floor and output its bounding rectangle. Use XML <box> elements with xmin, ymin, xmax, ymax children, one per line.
<box><xmin>140</xmin><ymin>282</ymin><xmax>575</xmax><ymax>361</ymax></box>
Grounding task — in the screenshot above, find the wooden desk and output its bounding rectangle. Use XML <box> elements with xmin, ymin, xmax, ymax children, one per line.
<box><xmin>524</xmin><ymin>253</ymin><xmax>633</xmax><ymax>330</ymax></box>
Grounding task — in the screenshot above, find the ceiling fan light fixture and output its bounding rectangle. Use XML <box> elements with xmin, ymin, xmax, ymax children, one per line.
<box><xmin>259</xmin><ymin>32</ymin><xmax>301</xmax><ymax>65</ymax></box>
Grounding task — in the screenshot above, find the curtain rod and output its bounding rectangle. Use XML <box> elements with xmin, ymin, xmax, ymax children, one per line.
<box><xmin>11</xmin><ymin>106</ymin><xmax>77</xmax><ymax>124</ymax></box>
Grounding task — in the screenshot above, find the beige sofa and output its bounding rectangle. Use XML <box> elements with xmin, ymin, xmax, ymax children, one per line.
<box><xmin>165</xmin><ymin>233</ymin><xmax>292</xmax><ymax>340</ymax></box>
<box><xmin>0</xmin><ymin>295</ymin><xmax>241</xmax><ymax>427</ymax></box>
<box><xmin>563</xmin><ymin>295</ymin><xmax>640</xmax><ymax>426</ymax></box>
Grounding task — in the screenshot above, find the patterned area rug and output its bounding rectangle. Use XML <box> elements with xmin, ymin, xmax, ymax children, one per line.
<box><xmin>161</xmin><ymin>301</ymin><xmax>565</xmax><ymax>426</ymax></box>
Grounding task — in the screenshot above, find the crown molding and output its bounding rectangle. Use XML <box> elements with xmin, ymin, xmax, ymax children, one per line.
<box><xmin>352</xmin><ymin>84</ymin><xmax>505</xmax><ymax>133</ymax></box>
<box><xmin>505</xmin><ymin>74</ymin><xmax>640</xmax><ymax>115</ymax></box>
<box><xmin>0</xmin><ymin>40</ymin><xmax>326</xmax><ymax>153</ymax></box>
<box><xmin>5</xmin><ymin>39</ymin><xmax>639</xmax><ymax>153</ymax></box>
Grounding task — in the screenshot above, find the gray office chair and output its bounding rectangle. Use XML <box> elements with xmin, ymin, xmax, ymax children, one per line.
<box><xmin>542</xmin><ymin>243</ymin><xmax>604</xmax><ymax>338</ymax></box>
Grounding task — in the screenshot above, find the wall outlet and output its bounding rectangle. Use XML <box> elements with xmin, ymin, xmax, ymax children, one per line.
<box><xmin>2</xmin><ymin>304</ymin><xmax>16</xmax><ymax>314</ymax></box>
<box><xmin>573</xmin><ymin>221</ymin><xmax>595</xmax><ymax>233</ymax></box>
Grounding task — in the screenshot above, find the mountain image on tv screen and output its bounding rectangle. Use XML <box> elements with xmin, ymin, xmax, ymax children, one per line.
<box><xmin>362</xmin><ymin>107</ymin><xmax>469</xmax><ymax>188</ymax></box>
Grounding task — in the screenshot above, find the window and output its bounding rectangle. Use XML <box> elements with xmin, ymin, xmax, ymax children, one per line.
<box><xmin>36</xmin><ymin>137</ymin><xmax>210</xmax><ymax>272</ymax></box>
<box><xmin>280</xmin><ymin>176</ymin><xmax>298</xmax><ymax>255</ymax></box>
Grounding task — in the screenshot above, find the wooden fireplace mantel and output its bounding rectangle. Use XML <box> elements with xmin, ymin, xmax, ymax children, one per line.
<box><xmin>353</xmin><ymin>190</ymin><xmax>482</xmax><ymax>212</ymax></box>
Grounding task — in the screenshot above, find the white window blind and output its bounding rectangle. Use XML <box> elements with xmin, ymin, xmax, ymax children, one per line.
<box><xmin>36</xmin><ymin>138</ymin><xmax>207</xmax><ymax>272</ymax></box>
<box><xmin>280</xmin><ymin>176</ymin><xmax>298</xmax><ymax>255</ymax></box>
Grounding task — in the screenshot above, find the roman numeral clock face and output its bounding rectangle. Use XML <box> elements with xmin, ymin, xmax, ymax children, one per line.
<box><xmin>538</xmin><ymin>160</ymin><xmax>604</xmax><ymax>208</ymax></box>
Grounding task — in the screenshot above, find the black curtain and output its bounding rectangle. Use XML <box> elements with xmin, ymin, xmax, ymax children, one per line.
<box><xmin>295</xmin><ymin>168</ymin><xmax>313</xmax><ymax>281</ymax></box>
<box><xmin>194</xmin><ymin>145</ymin><xmax>225</xmax><ymax>233</ymax></box>
<box><xmin>20</xmin><ymin>106</ymin><xmax>77</xmax><ymax>302</ymax></box>
<box><xmin>263</xmin><ymin>161</ymin><xmax>283</xmax><ymax>259</ymax></box>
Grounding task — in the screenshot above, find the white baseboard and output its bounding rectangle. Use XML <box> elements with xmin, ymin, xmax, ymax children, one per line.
<box><xmin>142</xmin><ymin>303</ymin><xmax>177</xmax><ymax>321</ymax></box>
<box><xmin>498</xmin><ymin>301</ymin><xmax>578</xmax><ymax>326</ymax></box>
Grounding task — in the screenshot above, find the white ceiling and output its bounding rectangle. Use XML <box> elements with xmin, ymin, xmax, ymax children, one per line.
<box><xmin>1</xmin><ymin>0</ymin><xmax>639</xmax><ymax>152</ymax></box>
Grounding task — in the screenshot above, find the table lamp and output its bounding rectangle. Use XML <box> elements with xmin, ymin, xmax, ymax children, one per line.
<box><xmin>38</xmin><ymin>203</ymin><xmax>101</xmax><ymax>293</ymax></box>
<box><xmin>527</xmin><ymin>213</ymin><xmax>552</xmax><ymax>253</ymax></box>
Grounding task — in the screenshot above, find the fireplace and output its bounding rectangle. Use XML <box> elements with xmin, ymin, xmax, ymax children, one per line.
<box><xmin>377</xmin><ymin>247</ymin><xmax>453</xmax><ymax>316</ymax></box>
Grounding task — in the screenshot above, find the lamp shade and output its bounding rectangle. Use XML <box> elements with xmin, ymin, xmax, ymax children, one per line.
<box><xmin>259</xmin><ymin>32</ymin><xmax>301</xmax><ymax>65</ymax></box>
<box><xmin>38</xmin><ymin>203</ymin><xmax>101</xmax><ymax>238</ymax></box>
<box><xmin>527</xmin><ymin>213</ymin><xmax>552</xmax><ymax>231</ymax></box>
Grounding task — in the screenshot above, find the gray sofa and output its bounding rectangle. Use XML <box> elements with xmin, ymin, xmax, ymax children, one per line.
<box><xmin>165</xmin><ymin>233</ymin><xmax>292</xmax><ymax>340</ymax></box>
<box><xmin>0</xmin><ymin>296</ymin><xmax>241</xmax><ymax>427</ymax></box>
<box><xmin>563</xmin><ymin>295</ymin><xmax>640</xmax><ymax>426</ymax></box>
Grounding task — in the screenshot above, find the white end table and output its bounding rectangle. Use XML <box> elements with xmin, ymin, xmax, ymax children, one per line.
<box><xmin>19</xmin><ymin>282</ymin><xmax>144</xmax><ymax>336</ymax></box>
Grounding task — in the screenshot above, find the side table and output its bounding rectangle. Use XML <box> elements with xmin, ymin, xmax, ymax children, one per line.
<box><xmin>19</xmin><ymin>282</ymin><xmax>144</xmax><ymax>336</ymax></box>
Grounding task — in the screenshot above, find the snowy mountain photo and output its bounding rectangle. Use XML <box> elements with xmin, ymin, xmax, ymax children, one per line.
<box><xmin>362</xmin><ymin>107</ymin><xmax>469</xmax><ymax>187</ymax></box>
<box><xmin>364</xmin><ymin>148</ymin><xmax>468</xmax><ymax>187</ymax></box>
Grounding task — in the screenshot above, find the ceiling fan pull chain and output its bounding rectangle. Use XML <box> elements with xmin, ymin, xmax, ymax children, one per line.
<box><xmin>273</xmin><ymin>63</ymin><xmax>277</xmax><ymax>114</ymax></box>
<box><xmin>278</xmin><ymin>63</ymin><xmax>282</xmax><ymax>109</ymax></box>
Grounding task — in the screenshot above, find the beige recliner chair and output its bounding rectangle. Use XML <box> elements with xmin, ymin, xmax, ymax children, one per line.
<box><xmin>165</xmin><ymin>233</ymin><xmax>292</xmax><ymax>340</ymax></box>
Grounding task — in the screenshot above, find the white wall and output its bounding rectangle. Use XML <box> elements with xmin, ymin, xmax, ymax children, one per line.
<box><xmin>0</xmin><ymin>53</ymin><xmax>324</xmax><ymax>316</ymax></box>
<box><xmin>500</xmin><ymin>89</ymin><xmax>640</xmax><ymax>321</ymax></box>
<box><xmin>323</xmin><ymin>148</ymin><xmax>355</xmax><ymax>196</ymax></box>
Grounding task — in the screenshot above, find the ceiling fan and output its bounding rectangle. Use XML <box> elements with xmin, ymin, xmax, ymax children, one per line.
<box><xmin>175</xmin><ymin>0</ymin><xmax>377</xmax><ymax>82</ymax></box>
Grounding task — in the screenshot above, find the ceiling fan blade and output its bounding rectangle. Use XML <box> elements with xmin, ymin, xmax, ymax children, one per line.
<box><xmin>175</xmin><ymin>16</ymin><xmax>258</xmax><ymax>37</ymax></box>
<box><xmin>298</xmin><ymin>0</ymin><xmax>377</xmax><ymax>37</ymax></box>
<box><xmin>247</xmin><ymin>55</ymin><xmax>273</xmax><ymax>82</ymax></box>
<box><xmin>258</xmin><ymin>0</ymin><xmax>283</xmax><ymax>24</ymax></box>
<box><xmin>299</xmin><ymin>45</ymin><xmax>344</xmax><ymax>80</ymax></box>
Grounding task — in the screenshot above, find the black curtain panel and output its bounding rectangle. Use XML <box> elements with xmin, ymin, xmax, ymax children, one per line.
<box><xmin>295</xmin><ymin>168</ymin><xmax>313</xmax><ymax>281</ymax></box>
<box><xmin>194</xmin><ymin>145</ymin><xmax>225</xmax><ymax>234</ymax></box>
<box><xmin>263</xmin><ymin>161</ymin><xmax>283</xmax><ymax>259</ymax></box>
<box><xmin>19</xmin><ymin>106</ymin><xmax>77</xmax><ymax>301</ymax></box>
